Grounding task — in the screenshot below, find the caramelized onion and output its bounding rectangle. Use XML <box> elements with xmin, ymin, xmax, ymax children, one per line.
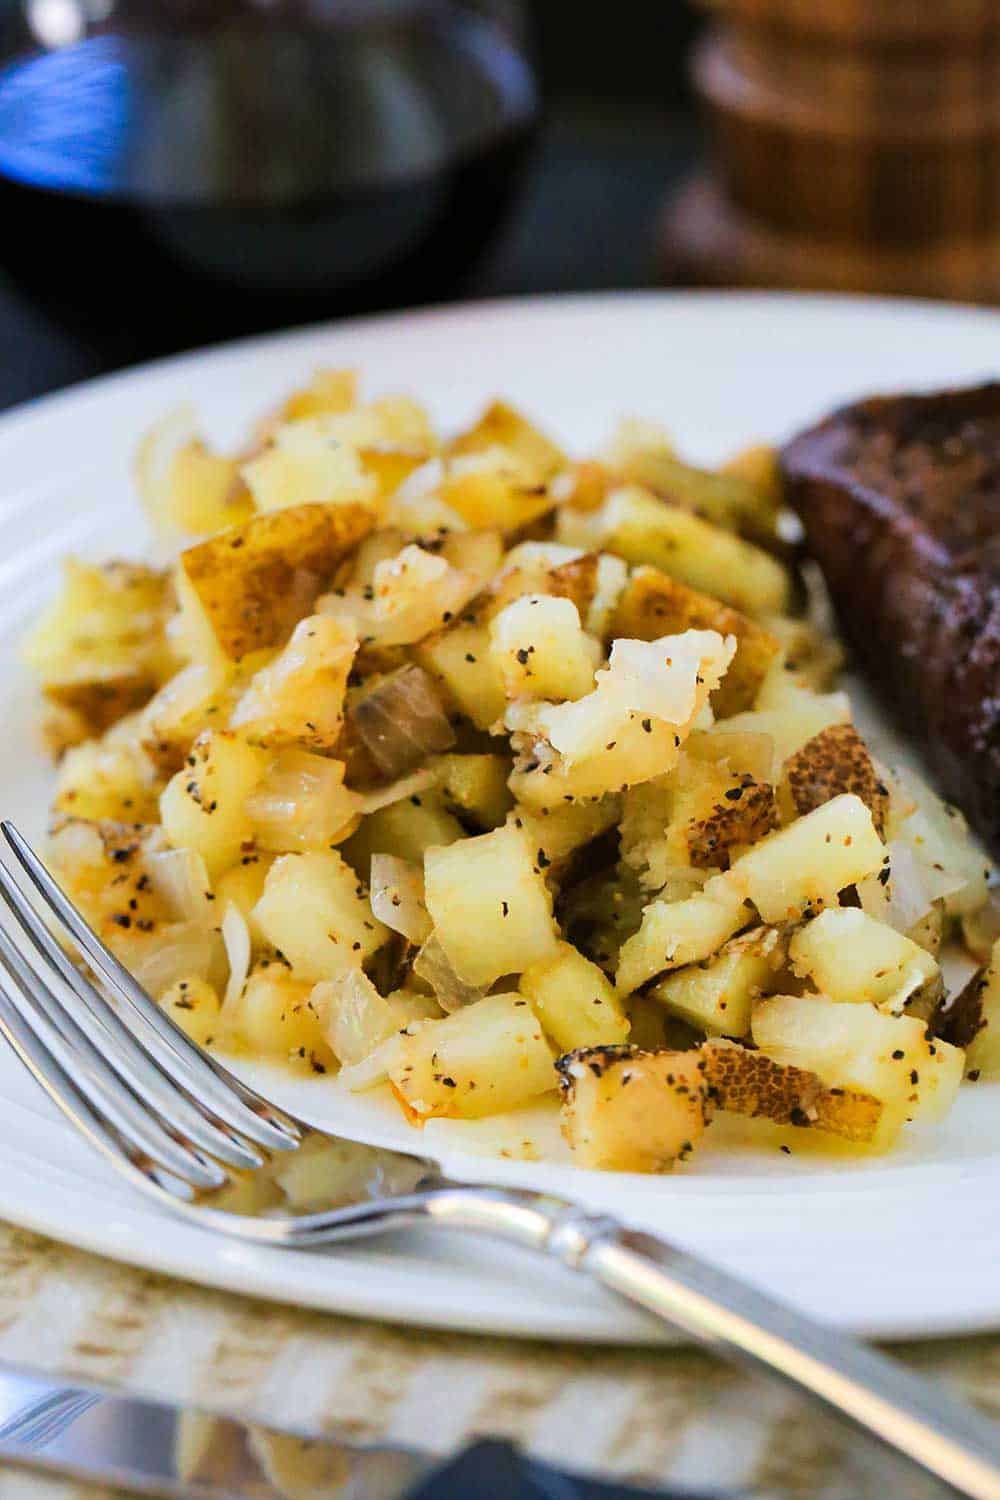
<box><xmin>349</xmin><ymin>665</ymin><xmax>455</xmax><ymax>779</ymax></box>
<box><xmin>370</xmin><ymin>855</ymin><xmax>432</xmax><ymax>944</ymax></box>
<box><xmin>413</xmin><ymin>931</ymin><xmax>486</xmax><ymax>1013</ymax></box>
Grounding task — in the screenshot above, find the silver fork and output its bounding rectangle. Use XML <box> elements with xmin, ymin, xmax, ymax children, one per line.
<box><xmin>0</xmin><ymin>824</ymin><xmax>997</xmax><ymax>1499</ymax></box>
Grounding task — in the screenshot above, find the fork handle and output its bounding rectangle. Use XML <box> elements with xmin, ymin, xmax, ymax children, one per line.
<box><xmin>422</xmin><ymin>1188</ymin><xmax>1000</xmax><ymax>1498</ymax></box>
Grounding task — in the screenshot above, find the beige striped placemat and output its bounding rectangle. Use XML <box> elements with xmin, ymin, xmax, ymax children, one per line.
<box><xmin>0</xmin><ymin>1220</ymin><xmax>997</xmax><ymax>1499</ymax></box>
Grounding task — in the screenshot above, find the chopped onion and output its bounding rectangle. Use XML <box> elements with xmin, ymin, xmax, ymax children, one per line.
<box><xmin>358</xmin><ymin>766</ymin><xmax>438</xmax><ymax>816</ymax></box>
<box><xmin>115</xmin><ymin>922</ymin><xmax>225</xmax><ymax>1000</ymax></box>
<box><xmin>349</xmin><ymin>666</ymin><xmax>455</xmax><ymax>779</ymax></box>
<box><xmin>858</xmin><ymin>840</ymin><xmax>951</xmax><ymax>933</ymax></box>
<box><xmin>370</xmin><ymin>854</ymin><xmax>432</xmax><ymax>944</ymax></box>
<box><xmin>221</xmin><ymin>902</ymin><xmax>251</xmax><ymax>1010</ymax></box>
<box><xmin>413</xmin><ymin>931</ymin><xmax>486</xmax><ymax>1013</ymax></box>
<box><xmin>311</xmin><ymin>970</ymin><xmax>396</xmax><ymax>1066</ymax></box>
<box><xmin>337</xmin><ymin>1033</ymin><xmax>406</xmax><ymax>1093</ymax></box>
<box><xmin>246</xmin><ymin>749</ymin><xmax>361</xmax><ymax>851</ymax></box>
<box><xmin>961</xmin><ymin>888</ymin><xmax>1000</xmax><ymax>963</ymax></box>
<box><xmin>145</xmin><ymin>847</ymin><xmax>215</xmax><ymax>922</ymax></box>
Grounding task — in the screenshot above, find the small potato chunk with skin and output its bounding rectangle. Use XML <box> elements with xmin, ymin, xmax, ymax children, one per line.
<box><xmin>649</xmin><ymin>926</ymin><xmax>784</xmax><ymax>1038</ymax></box>
<box><xmin>424</xmin><ymin>823</ymin><xmax>560</xmax><ymax>987</ymax></box>
<box><xmin>610</xmin><ymin>566</ymin><xmax>780</xmax><ymax>717</ymax></box>
<box><xmin>944</xmin><ymin>940</ymin><xmax>1000</xmax><ymax>1077</ymax></box>
<box><xmin>779</xmin><ymin>723</ymin><xmax>888</xmax><ymax>834</ymax></box>
<box><xmin>160</xmin><ymin>976</ymin><xmax>222</xmax><ymax>1048</ymax></box>
<box><xmin>234</xmin><ymin>964</ymin><xmax>330</xmax><ymax>1064</ymax></box>
<box><xmin>160</xmin><ymin>731</ymin><xmax>270</xmax><ymax>879</ymax></box>
<box><xmin>789</xmin><ymin>908</ymin><xmax>940</xmax><ymax>1015</ymax></box>
<box><xmin>520</xmin><ymin>941</ymin><xmax>630</xmax><ymax>1051</ymax></box>
<box><xmin>447</xmin><ymin>400</ymin><xmax>565</xmax><ymax>480</ymax></box>
<box><xmin>701</xmin><ymin>1039</ymin><xmax>882</xmax><ymax>1144</ymax></box>
<box><xmin>179</xmin><ymin>502</ymin><xmax>372</xmax><ymax>662</ymax></box>
<box><xmin>388</xmin><ymin>993</ymin><xmax>556</xmax><ymax>1120</ymax></box>
<box><xmin>252</xmin><ymin>851</ymin><xmax>388</xmax><ymax>983</ymax></box>
<box><xmin>726</xmin><ymin>794</ymin><xmax>885</xmax><ymax>924</ymax></box>
<box><xmin>753</xmin><ymin>995</ymin><xmax>964</xmax><ymax>1141</ymax></box>
<box><xmin>489</xmin><ymin>594</ymin><xmax>601</xmax><ymax>702</ymax></box>
<box><xmin>230</xmin><ymin>615</ymin><xmax>356</xmax><ymax>751</ymax></box>
<box><xmin>616</xmin><ymin>877</ymin><xmax>751</xmax><ymax>997</ymax></box>
<box><xmin>558</xmin><ymin>1045</ymin><xmax>708</xmax><ymax>1172</ymax></box>
<box><xmin>723</xmin><ymin>683</ymin><xmax>850</xmax><ymax>779</ymax></box>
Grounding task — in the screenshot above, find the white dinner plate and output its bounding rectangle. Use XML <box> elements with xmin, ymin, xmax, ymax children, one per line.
<box><xmin>0</xmin><ymin>291</ymin><xmax>998</xmax><ymax>1346</ymax></box>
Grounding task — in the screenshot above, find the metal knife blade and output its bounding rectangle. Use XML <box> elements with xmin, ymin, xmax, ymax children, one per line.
<box><xmin>0</xmin><ymin>1360</ymin><xmax>432</xmax><ymax>1498</ymax></box>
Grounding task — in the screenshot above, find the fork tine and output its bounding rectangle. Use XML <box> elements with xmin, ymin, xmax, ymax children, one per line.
<box><xmin>0</xmin><ymin>935</ymin><xmax>228</xmax><ymax>1191</ymax></box>
<box><xmin>3</xmin><ymin>823</ymin><xmax>301</xmax><ymax>1153</ymax></box>
<box><xmin>0</xmin><ymin>862</ymin><xmax>267</xmax><ymax>1174</ymax></box>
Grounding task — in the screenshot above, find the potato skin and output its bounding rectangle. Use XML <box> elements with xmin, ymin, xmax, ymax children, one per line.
<box><xmin>180</xmin><ymin>502</ymin><xmax>372</xmax><ymax>660</ymax></box>
<box><xmin>779</xmin><ymin>722</ymin><xmax>889</xmax><ymax>833</ymax></box>
<box><xmin>701</xmin><ymin>1039</ymin><xmax>883</xmax><ymax>1143</ymax></box>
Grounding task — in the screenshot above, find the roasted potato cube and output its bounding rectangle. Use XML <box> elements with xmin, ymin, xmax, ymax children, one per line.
<box><xmin>701</xmin><ymin>1039</ymin><xmax>882</xmax><ymax>1144</ymax></box>
<box><xmin>610</xmin><ymin>567</ymin><xmax>781</xmax><ymax>717</ymax></box>
<box><xmin>439</xmin><ymin>452</ymin><xmax>555</xmax><ymax>532</ymax></box>
<box><xmin>160</xmin><ymin>731</ymin><xmax>270</xmax><ymax>879</ymax></box>
<box><xmin>558</xmin><ymin>1046</ymin><xmax>708</xmax><ymax>1172</ymax></box>
<box><xmin>435</xmin><ymin>753</ymin><xmax>513</xmax><ymax>829</ymax></box>
<box><xmin>54</xmin><ymin>733</ymin><xmax>160</xmax><ymax>824</ymax></box>
<box><xmin>447</xmin><ymin>399</ymin><xmax>565</xmax><ymax>480</ymax></box>
<box><xmin>779</xmin><ymin>723</ymin><xmax>888</xmax><ymax>834</ymax></box>
<box><xmin>789</xmin><ymin>908</ymin><xmax>940</xmax><ymax>1016</ymax></box>
<box><xmin>388</xmin><ymin>993</ymin><xmax>556</xmax><ymax>1119</ymax></box>
<box><xmin>423</xmin><ymin>823</ymin><xmax>560</xmax><ymax>987</ymax></box>
<box><xmin>649</xmin><ymin>926</ymin><xmax>785</xmax><ymax>1037</ymax></box>
<box><xmin>139</xmin><ymin>662</ymin><xmax>237</xmax><ymax>772</ymax></box>
<box><xmin>232</xmin><ymin>964</ymin><xmax>330</xmax><ymax>1064</ymax></box>
<box><xmin>416</xmin><ymin>621</ymin><xmax>506</xmax><ymax>731</ymax></box>
<box><xmin>230</xmin><ymin>615</ymin><xmax>356</xmax><ymax>750</ymax></box>
<box><xmin>179</xmin><ymin>503</ymin><xmax>372</xmax><ymax>661</ymax></box>
<box><xmin>241</xmin><ymin>420</ymin><xmax>378</xmax><ymax>513</ymax></box>
<box><xmin>567</xmin><ymin>487</ymin><xmax>791</xmax><ymax>617</ymax></box>
<box><xmin>520</xmin><ymin>941</ymin><xmax>630</xmax><ymax>1051</ymax></box>
<box><xmin>25</xmin><ymin>560</ymin><xmax>175</xmax><ymax>735</ymax></box>
<box><xmin>252</xmin><ymin>850</ymin><xmax>388</xmax><ymax>982</ymax></box>
<box><xmin>510</xmin><ymin>796</ymin><xmax>621</xmax><ymax>874</ymax></box>
<box><xmin>344</xmin><ymin>789</ymin><xmax>464</xmax><ymax>869</ymax></box>
<box><xmin>215</xmin><ymin>854</ymin><xmax>273</xmax><ymax>944</ymax></box>
<box><xmin>722</xmin><ymin>680</ymin><xmax>851</xmax><ymax>778</ymax></box>
<box><xmin>726</xmin><ymin>794</ymin><xmax>885</xmax><ymax>924</ymax></box>
<box><xmin>944</xmin><ymin>940</ymin><xmax>1000</xmax><ymax>1078</ymax></box>
<box><xmin>279</xmin><ymin>367</ymin><xmax>357</xmax><ymax>422</ymax></box>
<box><xmin>160</xmin><ymin>976</ymin><xmax>222</xmax><ymax>1048</ymax></box>
<box><xmin>615</xmin><ymin>878</ymin><xmax>751</xmax><ymax>996</ymax></box>
<box><xmin>489</xmin><ymin>594</ymin><xmax>601</xmax><ymax>702</ymax></box>
<box><xmin>135</xmin><ymin>412</ymin><xmax>252</xmax><ymax>536</ymax></box>
<box><xmin>753</xmin><ymin>995</ymin><xmax>964</xmax><ymax>1141</ymax></box>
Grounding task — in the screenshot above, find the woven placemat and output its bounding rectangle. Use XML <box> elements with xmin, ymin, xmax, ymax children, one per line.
<box><xmin>0</xmin><ymin>1221</ymin><xmax>997</xmax><ymax>1499</ymax></box>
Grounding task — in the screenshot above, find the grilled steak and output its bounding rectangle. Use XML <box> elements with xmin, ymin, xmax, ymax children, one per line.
<box><xmin>781</xmin><ymin>383</ymin><xmax>1000</xmax><ymax>859</ymax></box>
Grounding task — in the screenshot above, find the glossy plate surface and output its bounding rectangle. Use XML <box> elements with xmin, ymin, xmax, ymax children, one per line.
<box><xmin>1</xmin><ymin>292</ymin><xmax>998</xmax><ymax>1343</ymax></box>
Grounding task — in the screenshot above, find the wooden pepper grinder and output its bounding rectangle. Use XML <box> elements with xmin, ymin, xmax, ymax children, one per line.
<box><xmin>660</xmin><ymin>0</ymin><xmax>1000</xmax><ymax>301</ymax></box>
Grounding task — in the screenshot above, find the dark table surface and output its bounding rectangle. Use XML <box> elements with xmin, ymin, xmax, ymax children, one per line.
<box><xmin>0</xmin><ymin>103</ymin><xmax>699</xmax><ymax>414</ymax></box>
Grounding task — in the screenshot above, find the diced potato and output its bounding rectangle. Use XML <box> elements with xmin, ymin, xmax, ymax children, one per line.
<box><xmin>280</xmin><ymin>367</ymin><xmax>357</xmax><ymax>422</ymax></box>
<box><xmin>723</xmin><ymin>681</ymin><xmax>850</xmax><ymax>778</ymax></box>
<box><xmin>423</xmin><ymin>823</ymin><xmax>560</xmax><ymax>986</ymax></box>
<box><xmin>46</xmin><ymin>818</ymin><xmax>170</xmax><ymax>939</ymax></box>
<box><xmin>753</xmin><ymin>995</ymin><xmax>964</xmax><ymax>1141</ymax></box>
<box><xmin>789</xmin><ymin>908</ymin><xmax>940</xmax><ymax>1016</ymax></box>
<box><xmin>160</xmin><ymin>975</ymin><xmax>222</xmax><ymax>1048</ymax></box>
<box><xmin>489</xmin><ymin>594</ymin><xmax>601</xmax><ymax>702</ymax></box>
<box><xmin>370</xmin><ymin>854</ymin><xmax>432</xmax><ymax>944</ymax></box>
<box><xmin>447</xmin><ymin>400</ymin><xmax>565</xmax><ymax>480</ymax></box>
<box><xmin>252</xmin><ymin>850</ymin><xmax>388</xmax><ymax>982</ymax></box>
<box><xmin>611</xmin><ymin>566</ymin><xmax>780</xmax><ymax>717</ymax></box>
<box><xmin>726</xmin><ymin>794</ymin><xmax>885</xmax><ymax>924</ymax></box>
<box><xmin>139</xmin><ymin>661</ymin><xmax>236</xmax><ymax>772</ymax></box>
<box><xmin>246</xmin><ymin>750</ymin><xmax>360</xmax><ymax>851</ymax></box>
<box><xmin>762</xmin><ymin>614</ymin><xmax>845</xmax><ymax>692</ymax></box>
<box><xmin>558</xmin><ymin>1046</ymin><xmax>708</xmax><ymax>1172</ymax></box>
<box><xmin>944</xmin><ymin>941</ymin><xmax>1000</xmax><ymax>1078</ymax></box>
<box><xmin>417</xmin><ymin>621</ymin><xmax>506</xmax><ymax>731</ymax></box>
<box><xmin>230</xmin><ymin>615</ymin><xmax>356</xmax><ymax>750</ymax></box>
<box><xmin>701</xmin><ymin>1039</ymin><xmax>882</xmax><ymax>1144</ymax></box>
<box><xmin>136</xmin><ymin>412</ymin><xmax>252</xmax><ymax>536</ymax></box>
<box><xmin>215</xmin><ymin>854</ymin><xmax>273</xmax><ymax>943</ymax></box>
<box><xmin>520</xmin><ymin>941</ymin><xmax>630</xmax><ymax>1051</ymax></box>
<box><xmin>241</xmin><ymin>420</ymin><xmax>378</xmax><ymax>513</ymax></box>
<box><xmin>343</xmin><ymin>789</ymin><xmax>464</xmax><ymax>870</ymax></box>
<box><xmin>370</xmin><ymin>544</ymin><xmax>479</xmax><ymax>647</ymax></box>
<box><xmin>53</xmin><ymin>734</ymin><xmax>160</xmax><ymax>823</ymax></box>
<box><xmin>439</xmin><ymin>450</ymin><xmax>555</xmax><ymax>532</ymax></box>
<box><xmin>649</xmin><ymin>926</ymin><xmax>785</xmax><ymax>1037</ymax></box>
<box><xmin>720</xmin><ymin>442</ymin><xmax>784</xmax><ymax>518</ymax></box>
<box><xmin>435</xmin><ymin>753</ymin><xmax>513</xmax><ymax>829</ymax></box>
<box><xmin>569</xmin><ymin>487</ymin><xmax>791</xmax><ymax>617</ymax></box>
<box><xmin>615</xmin><ymin>878</ymin><xmax>751</xmax><ymax>996</ymax></box>
<box><xmin>388</xmin><ymin>993</ymin><xmax>556</xmax><ymax>1119</ymax></box>
<box><xmin>160</xmin><ymin>731</ymin><xmax>270</xmax><ymax>879</ymax></box>
<box><xmin>232</xmin><ymin>964</ymin><xmax>330</xmax><ymax>1065</ymax></box>
<box><xmin>25</xmin><ymin>560</ymin><xmax>175</xmax><ymax>734</ymax></box>
<box><xmin>179</xmin><ymin>503</ymin><xmax>372</xmax><ymax>661</ymax></box>
<box><xmin>510</xmin><ymin>796</ymin><xmax>620</xmax><ymax>874</ymax></box>
<box><xmin>779</xmin><ymin>723</ymin><xmax>888</xmax><ymax>834</ymax></box>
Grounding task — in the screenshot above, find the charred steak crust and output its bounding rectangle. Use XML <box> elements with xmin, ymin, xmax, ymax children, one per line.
<box><xmin>781</xmin><ymin>382</ymin><xmax>1000</xmax><ymax>860</ymax></box>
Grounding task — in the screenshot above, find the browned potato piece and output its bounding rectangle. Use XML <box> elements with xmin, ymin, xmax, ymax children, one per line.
<box><xmin>447</xmin><ymin>400</ymin><xmax>566</xmax><ymax>480</ymax></box>
<box><xmin>557</xmin><ymin>1045</ymin><xmax>709</xmax><ymax>1171</ymax></box>
<box><xmin>701</xmin><ymin>1039</ymin><xmax>883</xmax><ymax>1144</ymax></box>
<box><xmin>179</xmin><ymin>502</ymin><xmax>372</xmax><ymax>661</ymax></box>
<box><xmin>779</xmin><ymin>722</ymin><xmax>889</xmax><ymax>834</ymax></box>
<box><xmin>610</xmin><ymin>566</ymin><xmax>780</xmax><ymax>717</ymax></box>
<box><xmin>686</xmin><ymin>775</ymin><xmax>778</xmax><ymax>869</ymax></box>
